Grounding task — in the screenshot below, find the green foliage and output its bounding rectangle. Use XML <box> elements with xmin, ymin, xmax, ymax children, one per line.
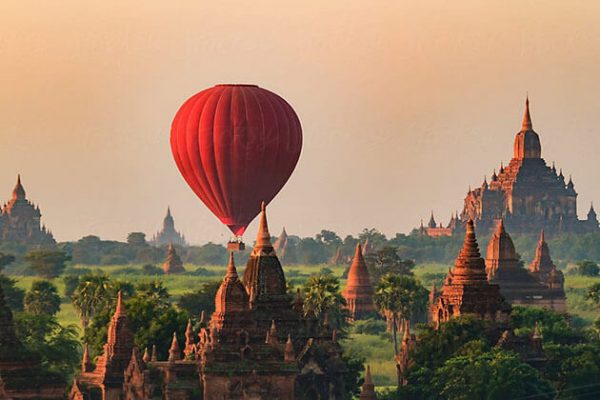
<box><xmin>25</xmin><ymin>250</ymin><xmax>71</xmax><ymax>279</ymax></box>
<box><xmin>543</xmin><ymin>342</ymin><xmax>600</xmax><ymax>399</ymax></box>
<box><xmin>575</xmin><ymin>261</ymin><xmax>599</xmax><ymax>277</ymax></box>
<box><xmin>142</xmin><ymin>263</ymin><xmax>164</xmax><ymax>275</ymax></box>
<box><xmin>432</xmin><ymin>348</ymin><xmax>555</xmax><ymax>400</ymax></box>
<box><xmin>364</xmin><ymin>246</ymin><xmax>415</xmax><ymax>283</ymax></box>
<box><xmin>13</xmin><ymin>312</ymin><xmax>81</xmax><ymax>381</ymax></box>
<box><xmin>177</xmin><ymin>281</ymin><xmax>220</xmax><ymax>318</ymax></box>
<box><xmin>350</xmin><ymin>318</ymin><xmax>387</xmax><ymax>335</ymax></box>
<box><xmin>302</xmin><ymin>273</ymin><xmax>348</xmax><ymax>331</ymax></box>
<box><xmin>126</xmin><ymin>232</ymin><xmax>148</xmax><ymax>247</ymax></box>
<box><xmin>71</xmin><ymin>273</ymin><xmax>114</xmax><ymax>327</ymax></box>
<box><xmin>24</xmin><ymin>280</ymin><xmax>61</xmax><ymax>316</ymax></box>
<box><xmin>185</xmin><ymin>243</ymin><xmax>227</xmax><ymax>265</ymax></box>
<box><xmin>0</xmin><ymin>252</ymin><xmax>16</xmax><ymax>271</ymax></box>
<box><xmin>510</xmin><ymin>306</ymin><xmax>584</xmax><ymax>344</ymax></box>
<box><xmin>62</xmin><ymin>275</ymin><xmax>80</xmax><ymax>297</ymax></box>
<box><xmin>0</xmin><ymin>274</ymin><xmax>25</xmax><ymax>311</ymax></box>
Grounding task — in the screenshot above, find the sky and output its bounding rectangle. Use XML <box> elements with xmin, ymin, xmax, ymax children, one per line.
<box><xmin>1</xmin><ymin>1</ymin><xmax>600</xmax><ymax>244</ymax></box>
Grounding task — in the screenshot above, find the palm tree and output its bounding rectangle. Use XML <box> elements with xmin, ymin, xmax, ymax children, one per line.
<box><xmin>374</xmin><ymin>273</ymin><xmax>426</xmax><ymax>355</ymax></box>
<box><xmin>302</xmin><ymin>273</ymin><xmax>347</xmax><ymax>330</ymax></box>
<box><xmin>71</xmin><ymin>274</ymin><xmax>113</xmax><ymax>328</ymax></box>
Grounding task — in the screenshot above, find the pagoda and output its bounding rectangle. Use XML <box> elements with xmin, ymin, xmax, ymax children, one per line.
<box><xmin>422</xmin><ymin>98</ymin><xmax>599</xmax><ymax>236</ymax></box>
<box><xmin>0</xmin><ymin>175</ymin><xmax>55</xmax><ymax>246</ymax></box>
<box><xmin>70</xmin><ymin>292</ymin><xmax>134</xmax><ymax>400</ymax></box>
<box><xmin>431</xmin><ymin>220</ymin><xmax>511</xmax><ymax>325</ymax></box>
<box><xmin>342</xmin><ymin>244</ymin><xmax>376</xmax><ymax>320</ymax></box>
<box><xmin>72</xmin><ymin>204</ymin><xmax>350</xmax><ymax>399</ymax></box>
<box><xmin>528</xmin><ymin>230</ymin><xmax>566</xmax><ymax>311</ymax></box>
<box><xmin>358</xmin><ymin>365</ymin><xmax>377</xmax><ymax>400</ymax></box>
<box><xmin>150</xmin><ymin>207</ymin><xmax>186</xmax><ymax>246</ymax></box>
<box><xmin>161</xmin><ymin>243</ymin><xmax>186</xmax><ymax>274</ymax></box>
<box><xmin>273</xmin><ymin>227</ymin><xmax>289</xmax><ymax>261</ymax></box>
<box><xmin>485</xmin><ymin>220</ymin><xmax>565</xmax><ymax>311</ymax></box>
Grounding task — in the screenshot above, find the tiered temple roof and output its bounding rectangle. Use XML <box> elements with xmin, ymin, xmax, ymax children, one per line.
<box><xmin>431</xmin><ymin>220</ymin><xmax>511</xmax><ymax>325</ymax></box>
<box><xmin>342</xmin><ymin>244</ymin><xmax>376</xmax><ymax>320</ymax></box>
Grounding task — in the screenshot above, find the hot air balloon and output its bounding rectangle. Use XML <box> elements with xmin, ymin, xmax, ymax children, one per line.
<box><xmin>170</xmin><ymin>84</ymin><xmax>302</xmax><ymax>250</ymax></box>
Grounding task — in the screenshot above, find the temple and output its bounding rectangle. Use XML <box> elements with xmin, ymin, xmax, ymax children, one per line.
<box><xmin>0</xmin><ymin>175</ymin><xmax>55</xmax><ymax>246</ymax></box>
<box><xmin>485</xmin><ymin>221</ymin><xmax>566</xmax><ymax>311</ymax></box>
<box><xmin>342</xmin><ymin>244</ymin><xmax>376</xmax><ymax>320</ymax></box>
<box><xmin>421</xmin><ymin>98</ymin><xmax>599</xmax><ymax>236</ymax></box>
<box><xmin>431</xmin><ymin>220</ymin><xmax>511</xmax><ymax>325</ymax></box>
<box><xmin>273</xmin><ymin>227</ymin><xmax>289</xmax><ymax>262</ymax></box>
<box><xmin>150</xmin><ymin>207</ymin><xmax>186</xmax><ymax>246</ymax></box>
<box><xmin>70</xmin><ymin>203</ymin><xmax>350</xmax><ymax>400</ymax></box>
<box><xmin>0</xmin><ymin>281</ymin><xmax>64</xmax><ymax>399</ymax></box>
<box><xmin>161</xmin><ymin>243</ymin><xmax>186</xmax><ymax>274</ymax></box>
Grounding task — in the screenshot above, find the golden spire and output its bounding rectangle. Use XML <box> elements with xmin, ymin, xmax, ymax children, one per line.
<box><xmin>522</xmin><ymin>96</ymin><xmax>532</xmax><ymax>131</ymax></box>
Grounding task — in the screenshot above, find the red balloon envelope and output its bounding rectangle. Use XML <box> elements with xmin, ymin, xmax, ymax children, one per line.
<box><xmin>170</xmin><ymin>84</ymin><xmax>302</xmax><ymax>236</ymax></box>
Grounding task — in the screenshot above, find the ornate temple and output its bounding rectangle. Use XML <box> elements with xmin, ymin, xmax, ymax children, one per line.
<box><xmin>485</xmin><ymin>220</ymin><xmax>566</xmax><ymax>311</ymax></box>
<box><xmin>0</xmin><ymin>281</ymin><xmax>64</xmax><ymax>399</ymax></box>
<box><xmin>421</xmin><ymin>98</ymin><xmax>599</xmax><ymax>236</ymax></box>
<box><xmin>0</xmin><ymin>175</ymin><xmax>55</xmax><ymax>246</ymax></box>
<box><xmin>342</xmin><ymin>244</ymin><xmax>376</xmax><ymax>321</ymax></box>
<box><xmin>161</xmin><ymin>243</ymin><xmax>186</xmax><ymax>274</ymax></box>
<box><xmin>431</xmin><ymin>220</ymin><xmax>511</xmax><ymax>326</ymax></box>
<box><xmin>70</xmin><ymin>204</ymin><xmax>349</xmax><ymax>400</ymax></box>
<box><xmin>150</xmin><ymin>207</ymin><xmax>186</xmax><ymax>246</ymax></box>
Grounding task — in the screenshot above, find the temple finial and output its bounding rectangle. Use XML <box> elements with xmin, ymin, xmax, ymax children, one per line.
<box><xmin>255</xmin><ymin>201</ymin><xmax>272</xmax><ymax>248</ymax></box>
<box><xmin>522</xmin><ymin>95</ymin><xmax>532</xmax><ymax>131</ymax></box>
<box><xmin>226</xmin><ymin>252</ymin><xmax>238</xmax><ymax>278</ymax></box>
<box><xmin>115</xmin><ymin>291</ymin><xmax>125</xmax><ymax>317</ymax></box>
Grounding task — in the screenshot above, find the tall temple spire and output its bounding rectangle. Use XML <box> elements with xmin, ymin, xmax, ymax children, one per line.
<box><xmin>226</xmin><ymin>251</ymin><xmax>238</xmax><ymax>279</ymax></box>
<box><xmin>522</xmin><ymin>95</ymin><xmax>532</xmax><ymax>131</ymax></box>
<box><xmin>530</xmin><ymin>229</ymin><xmax>556</xmax><ymax>277</ymax></box>
<box><xmin>514</xmin><ymin>96</ymin><xmax>541</xmax><ymax>159</ymax></box>
<box><xmin>12</xmin><ymin>174</ymin><xmax>26</xmax><ymax>200</ymax></box>
<box><xmin>254</xmin><ymin>201</ymin><xmax>273</xmax><ymax>250</ymax></box>
<box><xmin>451</xmin><ymin>220</ymin><xmax>488</xmax><ymax>284</ymax></box>
<box><xmin>168</xmin><ymin>332</ymin><xmax>181</xmax><ymax>362</ymax></box>
<box><xmin>115</xmin><ymin>291</ymin><xmax>125</xmax><ymax>317</ymax></box>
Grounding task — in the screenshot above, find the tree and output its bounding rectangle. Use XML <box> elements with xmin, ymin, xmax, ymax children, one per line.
<box><xmin>374</xmin><ymin>274</ymin><xmax>428</xmax><ymax>354</ymax></box>
<box><xmin>127</xmin><ymin>232</ymin><xmax>148</xmax><ymax>247</ymax></box>
<box><xmin>302</xmin><ymin>273</ymin><xmax>348</xmax><ymax>330</ymax></box>
<box><xmin>0</xmin><ymin>274</ymin><xmax>25</xmax><ymax>311</ymax></box>
<box><xmin>587</xmin><ymin>282</ymin><xmax>600</xmax><ymax>305</ymax></box>
<box><xmin>142</xmin><ymin>263</ymin><xmax>163</xmax><ymax>275</ymax></box>
<box><xmin>14</xmin><ymin>313</ymin><xmax>81</xmax><ymax>380</ymax></box>
<box><xmin>364</xmin><ymin>246</ymin><xmax>415</xmax><ymax>283</ymax></box>
<box><xmin>135</xmin><ymin>280</ymin><xmax>169</xmax><ymax>306</ymax></box>
<box><xmin>358</xmin><ymin>228</ymin><xmax>387</xmax><ymax>250</ymax></box>
<box><xmin>432</xmin><ymin>348</ymin><xmax>555</xmax><ymax>400</ymax></box>
<box><xmin>25</xmin><ymin>250</ymin><xmax>71</xmax><ymax>279</ymax></box>
<box><xmin>62</xmin><ymin>275</ymin><xmax>80</xmax><ymax>297</ymax></box>
<box><xmin>576</xmin><ymin>260</ymin><xmax>599</xmax><ymax>277</ymax></box>
<box><xmin>177</xmin><ymin>281</ymin><xmax>220</xmax><ymax>318</ymax></box>
<box><xmin>71</xmin><ymin>274</ymin><xmax>114</xmax><ymax>328</ymax></box>
<box><xmin>0</xmin><ymin>253</ymin><xmax>15</xmax><ymax>272</ymax></box>
<box><xmin>315</xmin><ymin>230</ymin><xmax>342</xmax><ymax>247</ymax></box>
<box><xmin>24</xmin><ymin>280</ymin><xmax>61</xmax><ymax>316</ymax></box>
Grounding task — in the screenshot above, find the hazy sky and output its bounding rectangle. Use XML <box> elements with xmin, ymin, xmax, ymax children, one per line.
<box><xmin>2</xmin><ymin>1</ymin><xmax>600</xmax><ymax>244</ymax></box>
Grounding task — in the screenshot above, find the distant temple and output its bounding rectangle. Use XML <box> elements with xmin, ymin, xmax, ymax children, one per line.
<box><xmin>0</xmin><ymin>175</ymin><xmax>55</xmax><ymax>246</ymax></box>
<box><xmin>420</xmin><ymin>98</ymin><xmax>599</xmax><ymax>236</ymax></box>
<box><xmin>431</xmin><ymin>220</ymin><xmax>511</xmax><ymax>326</ymax></box>
<box><xmin>273</xmin><ymin>227</ymin><xmax>289</xmax><ymax>261</ymax></box>
<box><xmin>70</xmin><ymin>204</ymin><xmax>350</xmax><ymax>400</ymax></box>
<box><xmin>485</xmin><ymin>220</ymin><xmax>566</xmax><ymax>312</ymax></box>
<box><xmin>342</xmin><ymin>244</ymin><xmax>376</xmax><ymax>320</ymax></box>
<box><xmin>150</xmin><ymin>207</ymin><xmax>186</xmax><ymax>246</ymax></box>
<box><xmin>161</xmin><ymin>243</ymin><xmax>186</xmax><ymax>274</ymax></box>
<box><xmin>0</xmin><ymin>282</ymin><xmax>64</xmax><ymax>399</ymax></box>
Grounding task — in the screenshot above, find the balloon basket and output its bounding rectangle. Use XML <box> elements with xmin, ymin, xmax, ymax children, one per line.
<box><xmin>227</xmin><ymin>241</ymin><xmax>245</xmax><ymax>252</ymax></box>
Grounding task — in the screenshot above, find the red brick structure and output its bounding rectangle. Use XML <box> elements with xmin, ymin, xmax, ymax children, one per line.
<box><xmin>0</xmin><ymin>175</ymin><xmax>55</xmax><ymax>245</ymax></box>
<box><xmin>71</xmin><ymin>204</ymin><xmax>349</xmax><ymax>400</ymax></box>
<box><xmin>70</xmin><ymin>292</ymin><xmax>134</xmax><ymax>400</ymax></box>
<box><xmin>431</xmin><ymin>220</ymin><xmax>511</xmax><ymax>326</ymax></box>
<box><xmin>273</xmin><ymin>227</ymin><xmax>289</xmax><ymax>261</ymax></box>
<box><xmin>161</xmin><ymin>243</ymin><xmax>186</xmax><ymax>274</ymax></box>
<box><xmin>486</xmin><ymin>221</ymin><xmax>566</xmax><ymax>311</ymax></box>
<box><xmin>421</xmin><ymin>98</ymin><xmax>599</xmax><ymax>236</ymax></box>
<box><xmin>342</xmin><ymin>244</ymin><xmax>376</xmax><ymax>320</ymax></box>
<box><xmin>0</xmin><ymin>280</ymin><xmax>65</xmax><ymax>399</ymax></box>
